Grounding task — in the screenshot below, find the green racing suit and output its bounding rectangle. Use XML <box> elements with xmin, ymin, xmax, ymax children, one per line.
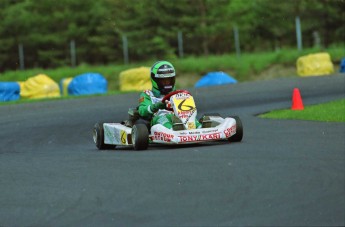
<box><xmin>138</xmin><ymin>90</ymin><xmax>201</xmax><ymax>129</ymax></box>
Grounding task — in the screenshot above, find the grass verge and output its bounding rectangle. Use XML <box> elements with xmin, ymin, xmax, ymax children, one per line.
<box><xmin>0</xmin><ymin>90</ymin><xmax>128</xmax><ymax>106</ymax></box>
<box><xmin>259</xmin><ymin>99</ymin><xmax>345</xmax><ymax>122</ymax></box>
<box><xmin>1</xmin><ymin>45</ymin><xmax>344</xmax><ymax>91</ymax></box>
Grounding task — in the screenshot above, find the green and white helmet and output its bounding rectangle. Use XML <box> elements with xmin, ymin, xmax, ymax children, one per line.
<box><xmin>150</xmin><ymin>60</ymin><xmax>176</xmax><ymax>96</ymax></box>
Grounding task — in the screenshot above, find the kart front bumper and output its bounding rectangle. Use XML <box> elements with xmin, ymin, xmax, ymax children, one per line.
<box><xmin>150</xmin><ymin>117</ymin><xmax>237</xmax><ymax>144</ymax></box>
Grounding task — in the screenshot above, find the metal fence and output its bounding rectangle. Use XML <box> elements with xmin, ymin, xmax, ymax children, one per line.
<box><xmin>17</xmin><ymin>17</ymin><xmax>306</xmax><ymax>70</ymax></box>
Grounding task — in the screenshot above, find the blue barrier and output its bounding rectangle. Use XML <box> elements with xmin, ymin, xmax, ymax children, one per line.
<box><xmin>68</xmin><ymin>73</ymin><xmax>107</xmax><ymax>95</ymax></box>
<box><xmin>340</xmin><ymin>58</ymin><xmax>345</xmax><ymax>73</ymax></box>
<box><xmin>195</xmin><ymin>71</ymin><xmax>237</xmax><ymax>88</ymax></box>
<box><xmin>0</xmin><ymin>82</ymin><xmax>20</xmax><ymax>102</ymax></box>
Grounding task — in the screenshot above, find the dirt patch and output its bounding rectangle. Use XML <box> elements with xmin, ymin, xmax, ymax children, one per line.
<box><xmin>177</xmin><ymin>65</ymin><xmax>297</xmax><ymax>88</ymax></box>
<box><xmin>177</xmin><ymin>63</ymin><xmax>341</xmax><ymax>88</ymax></box>
<box><xmin>176</xmin><ymin>73</ymin><xmax>201</xmax><ymax>88</ymax></box>
<box><xmin>249</xmin><ymin>64</ymin><xmax>298</xmax><ymax>81</ymax></box>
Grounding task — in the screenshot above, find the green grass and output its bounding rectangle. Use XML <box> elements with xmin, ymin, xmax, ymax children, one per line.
<box><xmin>260</xmin><ymin>99</ymin><xmax>345</xmax><ymax>122</ymax></box>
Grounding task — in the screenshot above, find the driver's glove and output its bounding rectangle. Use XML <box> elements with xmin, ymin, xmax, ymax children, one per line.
<box><xmin>150</xmin><ymin>102</ymin><xmax>166</xmax><ymax>113</ymax></box>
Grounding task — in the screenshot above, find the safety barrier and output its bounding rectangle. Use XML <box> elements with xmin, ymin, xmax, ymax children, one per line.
<box><xmin>340</xmin><ymin>58</ymin><xmax>345</xmax><ymax>73</ymax></box>
<box><xmin>119</xmin><ymin>67</ymin><xmax>151</xmax><ymax>91</ymax></box>
<box><xmin>67</xmin><ymin>73</ymin><xmax>107</xmax><ymax>95</ymax></box>
<box><xmin>195</xmin><ymin>71</ymin><xmax>237</xmax><ymax>88</ymax></box>
<box><xmin>59</xmin><ymin>77</ymin><xmax>73</xmax><ymax>96</ymax></box>
<box><xmin>296</xmin><ymin>53</ymin><xmax>334</xmax><ymax>76</ymax></box>
<box><xmin>0</xmin><ymin>82</ymin><xmax>20</xmax><ymax>102</ymax></box>
<box><xmin>20</xmin><ymin>74</ymin><xmax>61</xmax><ymax>99</ymax></box>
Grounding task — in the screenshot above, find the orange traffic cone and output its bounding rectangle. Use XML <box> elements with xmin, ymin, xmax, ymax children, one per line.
<box><xmin>291</xmin><ymin>88</ymin><xmax>304</xmax><ymax>110</ymax></box>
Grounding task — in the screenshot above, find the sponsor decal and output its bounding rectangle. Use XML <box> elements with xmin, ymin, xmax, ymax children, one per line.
<box><xmin>172</xmin><ymin>95</ymin><xmax>195</xmax><ymax>109</ymax></box>
<box><xmin>174</xmin><ymin>93</ymin><xmax>190</xmax><ymax>99</ymax></box>
<box><xmin>177</xmin><ymin>110</ymin><xmax>193</xmax><ymax>119</ymax></box>
<box><xmin>183</xmin><ymin>108</ymin><xmax>196</xmax><ymax>124</ymax></box>
<box><xmin>177</xmin><ymin>99</ymin><xmax>194</xmax><ymax>111</ymax></box>
<box><xmin>173</xmin><ymin>97</ymin><xmax>195</xmax><ymax>110</ymax></box>
<box><xmin>188</xmin><ymin>131</ymin><xmax>200</xmax><ymax>135</ymax></box>
<box><xmin>156</xmin><ymin>73</ymin><xmax>175</xmax><ymax>77</ymax></box>
<box><xmin>172</xmin><ymin>96</ymin><xmax>196</xmax><ymax>123</ymax></box>
<box><xmin>153</xmin><ymin>132</ymin><xmax>174</xmax><ymax>142</ymax></box>
<box><xmin>187</xmin><ymin>122</ymin><xmax>196</xmax><ymax>129</ymax></box>
<box><xmin>201</xmin><ymin>129</ymin><xmax>218</xmax><ymax>133</ymax></box>
<box><xmin>158</xmin><ymin>68</ymin><xmax>174</xmax><ymax>72</ymax></box>
<box><xmin>139</xmin><ymin>97</ymin><xmax>144</xmax><ymax>103</ymax></box>
<box><xmin>178</xmin><ymin>132</ymin><xmax>221</xmax><ymax>142</ymax></box>
<box><xmin>120</xmin><ymin>130</ymin><xmax>127</xmax><ymax>144</ymax></box>
<box><xmin>224</xmin><ymin>126</ymin><xmax>236</xmax><ymax>138</ymax></box>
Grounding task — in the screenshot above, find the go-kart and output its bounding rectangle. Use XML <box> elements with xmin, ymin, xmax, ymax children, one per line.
<box><xmin>93</xmin><ymin>90</ymin><xmax>243</xmax><ymax>150</ymax></box>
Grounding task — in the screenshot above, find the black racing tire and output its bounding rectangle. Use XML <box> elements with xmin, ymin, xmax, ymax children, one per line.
<box><xmin>228</xmin><ymin>116</ymin><xmax>243</xmax><ymax>142</ymax></box>
<box><xmin>93</xmin><ymin>123</ymin><xmax>116</xmax><ymax>150</ymax></box>
<box><xmin>132</xmin><ymin>124</ymin><xmax>149</xmax><ymax>150</ymax></box>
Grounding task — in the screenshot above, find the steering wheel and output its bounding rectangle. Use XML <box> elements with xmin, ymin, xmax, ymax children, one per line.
<box><xmin>161</xmin><ymin>90</ymin><xmax>191</xmax><ymax>103</ymax></box>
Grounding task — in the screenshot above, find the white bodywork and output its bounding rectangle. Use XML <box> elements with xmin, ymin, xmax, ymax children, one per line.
<box><xmin>103</xmin><ymin>123</ymin><xmax>132</xmax><ymax>145</ymax></box>
<box><xmin>102</xmin><ymin>91</ymin><xmax>238</xmax><ymax>146</ymax></box>
<box><xmin>149</xmin><ymin>116</ymin><xmax>236</xmax><ymax>144</ymax></box>
<box><xmin>103</xmin><ymin>116</ymin><xmax>237</xmax><ymax>146</ymax></box>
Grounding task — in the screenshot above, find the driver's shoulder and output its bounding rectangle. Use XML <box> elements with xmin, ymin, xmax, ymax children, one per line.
<box><xmin>142</xmin><ymin>90</ymin><xmax>164</xmax><ymax>100</ymax></box>
<box><xmin>142</xmin><ymin>89</ymin><xmax>154</xmax><ymax>96</ymax></box>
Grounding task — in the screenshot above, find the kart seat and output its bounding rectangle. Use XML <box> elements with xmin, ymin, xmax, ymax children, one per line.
<box><xmin>123</xmin><ymin>107</ymin><xmax>151</xmax><ymax>130</ymax></box>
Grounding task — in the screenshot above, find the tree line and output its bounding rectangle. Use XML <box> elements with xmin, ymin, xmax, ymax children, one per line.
<box><xmin>0</xmin><ymin>0</ymin><xmax>344</xmax><ymax>72</ymax></box>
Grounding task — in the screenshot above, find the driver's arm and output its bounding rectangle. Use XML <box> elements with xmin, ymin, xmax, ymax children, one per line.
<box><xmin>138</xmin><ymin>92</ymin><xmax>165</xmax><ymax>118</ymax></box>
<box><xmin>138</xmin><ymin>92</ymin><xmax>153</xmax><ymax>118</ymax></box>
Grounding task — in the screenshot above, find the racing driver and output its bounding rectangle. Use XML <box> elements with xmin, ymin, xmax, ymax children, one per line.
<box><xmin>138</xmin><ymin>60</ymin><xmax>201</xmax><ymax>130</ymax></box>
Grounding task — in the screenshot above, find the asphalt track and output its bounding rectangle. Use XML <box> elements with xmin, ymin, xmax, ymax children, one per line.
<box><xmin>0</xmin><ymin>74</ymin><xmax>344</xmax><ymax>226</ymax></box>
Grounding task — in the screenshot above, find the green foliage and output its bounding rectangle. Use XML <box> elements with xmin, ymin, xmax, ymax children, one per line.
<box><xmin>260</xmin><ymin>99</ymin><xmax>345</xmax><ymax>122</ymax></box>
<box><xmin>0</xmin><ymin>0</ymin><xmax>344</xmax><ymax>72</ymax></box>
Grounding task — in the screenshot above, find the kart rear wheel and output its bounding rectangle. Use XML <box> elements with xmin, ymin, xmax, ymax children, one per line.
<box><xmin>132</xmin><ymin>124</ymin><xmax>149</xmax><ymax>150</ymax></box>
<box><xmin>228</xmin><ymin>116</ymin><xmax>243</xmax><ymax>142</ymax></box>
<box><xmin>93</xmin><ymin>123</ymin><xmax>116</xmax><ymax>150</ymax></box>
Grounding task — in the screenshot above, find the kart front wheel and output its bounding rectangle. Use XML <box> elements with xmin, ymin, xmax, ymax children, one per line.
<box><xmin>132</xmin><ymin>124</ymin><xmax>149</xmax><ymax>150</ymax></box>
<box><xmin>93</xmin><ymin>123</ymin><xmax>116</xmax><ymax>150</ymax></box>
<box><xmin>228</xmin><ymin>116</ymin><xmax>243</xmax><ymax>142</ymax></box>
